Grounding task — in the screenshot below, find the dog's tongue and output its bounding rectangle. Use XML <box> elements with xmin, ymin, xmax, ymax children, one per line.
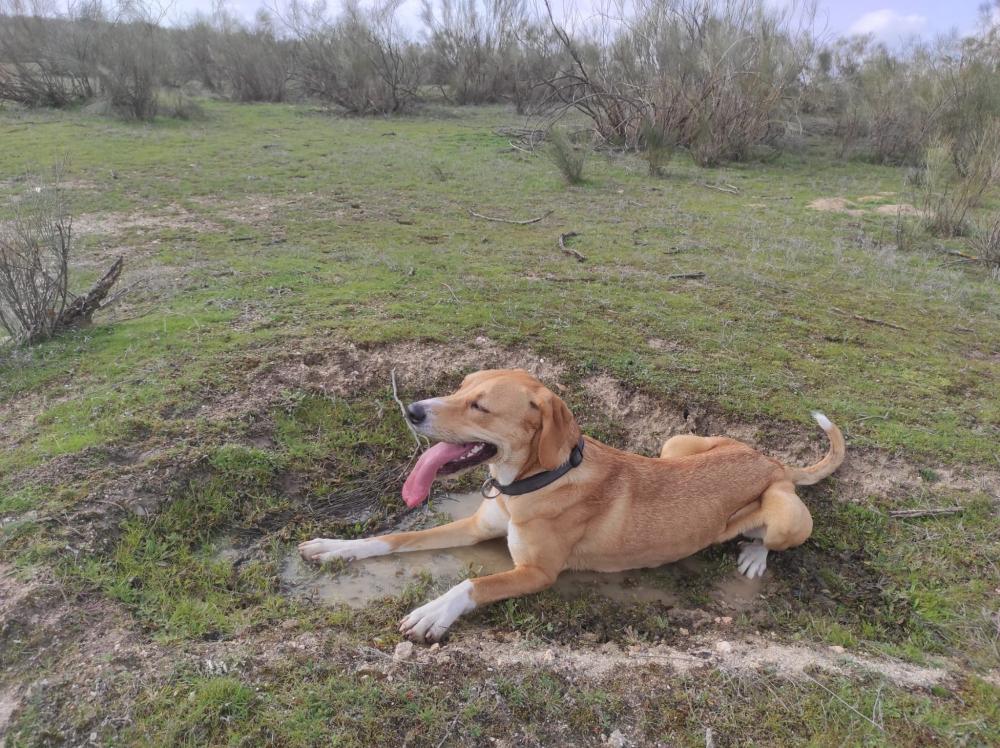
<box><xmin>402</xmin><ymin>442</ymin><xmax>471</xmax><ymax>508</ymax></box>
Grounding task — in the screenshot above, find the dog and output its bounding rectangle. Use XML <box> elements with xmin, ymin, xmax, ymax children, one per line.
<box><xmin>300</xmin><ymin>369</ymin><xmax>844</xmax><ymax>643</ymax></box>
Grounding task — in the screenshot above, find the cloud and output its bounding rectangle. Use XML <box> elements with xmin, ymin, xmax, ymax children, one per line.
<box><xmin>849</xmin><ymin>9</ymin><xmax>927</xmax><ymax>38</ymax></box>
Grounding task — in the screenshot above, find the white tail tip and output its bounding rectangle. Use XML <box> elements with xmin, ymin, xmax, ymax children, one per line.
<box><xmin>811</xmin><ymin>411</ymin><xmax>833</xmax><ymax>430</ymax></box>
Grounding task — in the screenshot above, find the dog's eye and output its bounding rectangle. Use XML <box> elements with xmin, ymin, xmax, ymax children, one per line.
<box><xmin>470</xmin><ymin>401</ymin><xmax>490</xmax><ymax>414</ymax></box>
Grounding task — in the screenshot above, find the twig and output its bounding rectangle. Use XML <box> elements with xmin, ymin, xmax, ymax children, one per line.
<box><xmin>888</xmin><ymin>507</ymin><xmax>964</xmax><ymax>518</ymax></box>
<box><xmin>468</xmin><ymin>209</ymin><xmax>553</xmax><ymax>225</ymax></box>
<box><xmin>697</xmin><ymin>181</ymin><xmax>739</xmax><ymax>195</ymax></box>
<box><xmin>99</xmin><ymin>279</ymin><xmax>145</xmax><ymax>311</ymax></box>
<box><xmin>855</xmin><ymin>412</ymin><xmax>890</xmax><ymax>423</ymax></box>
<box><xmin>391</xmin><ymin>369</ymin><xmax>427</xmax><ymax>452</ymax></box>
<box><xmin>800</xmin><ymin>671</ymin><xmax>883</xmax><ymax>732</ymax></box>
<box><xmin>558</xmin><ymin>232</ymin><xmax>586</xmax><ymax>262</ymax></box>
<box><xmin>667</xmin><ymin>272</ymin><xmax>706</xmax><ymax>280</ymax></box>
<box><xmin>436</xmin><ymin>713</ymin><xmax>461</xmax><ymax>748</ymax></box>
<box><xmin>832</xmin><ymin>307</ymin><xmax>908</xmax><ymax>331</ymax></box>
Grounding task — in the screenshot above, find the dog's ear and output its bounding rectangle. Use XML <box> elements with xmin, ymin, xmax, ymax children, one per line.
<box><xmin>537</xmin><ymin>391</ymin><xmax>580</xmax><ymax>470</ymax></box>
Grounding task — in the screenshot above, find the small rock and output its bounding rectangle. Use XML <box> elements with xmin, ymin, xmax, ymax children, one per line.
<box><xmin>604</xmin><ymin>728</ymin><xmax>628</xmax><ymax>747</ymax></box>
<box><xmin>429</xmin><ymin>643</ymin><xmax>441</xmax><ymax>652</ymax></box>
<box><xmin>714</xmin><ymin>640</ymin><xmax>733</xmax><ymax>654</ymax></box>
<box><xmin>828</xmin><ymin>645</ymin><xmax>845</xmax><ymax>654</ymax></box>
<box><xmin>678</xmin><ymin>627</ymin><xmax>690</xmax><ymax>636</ymax></box>
<box><xmin>717</xmin><ymin>616</ymin><xmax>733</xmax><ymax>626</ymax></box>
<box><xmin>394</xmin><ymin>641</ymin><xmax>414</xmax><ymax>661</ymax></box>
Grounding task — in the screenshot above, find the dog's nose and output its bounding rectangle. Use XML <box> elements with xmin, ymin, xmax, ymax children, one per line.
<box><xmin>406</xmin><ymin>402</ymin><xmax>426</xmax><ymax>424</ymax></box>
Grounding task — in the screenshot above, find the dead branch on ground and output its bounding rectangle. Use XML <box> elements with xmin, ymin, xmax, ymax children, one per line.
<box><xmin>558</xmin><ymin>232</ymin><xmax>585</xmax><ymax>262</ymax></box>
<box><xmin>468</xmin><ymin>209</ymin><xmax>553</xmax><ymax>225</ymax></box>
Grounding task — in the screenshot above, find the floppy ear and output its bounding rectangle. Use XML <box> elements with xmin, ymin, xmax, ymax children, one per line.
<box><xmin>537</xmin><ymin>392</ymin><xmax>581</xmax><ymax>470</ymax></box>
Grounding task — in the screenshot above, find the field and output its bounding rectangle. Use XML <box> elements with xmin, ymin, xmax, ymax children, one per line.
<box><xmin>1</xmin><ymin>101</ymin><xmax>998</xmax><ymax>746</ymax></box>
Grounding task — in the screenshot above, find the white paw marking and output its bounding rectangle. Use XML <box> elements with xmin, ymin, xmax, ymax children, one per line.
<box><xmin>298</xmin><ymin>537</ymin><xmax>389</xmax><ymax>564</ymax></box>
<box><xmin>399</xmin><ymin>579</ymin><xmax>475</xmax><ymax>643</ymax></box>
<box><xmin>738</xmin><ymin>541</ymin><xmax>769</xmax><ymax>579</ymax></box>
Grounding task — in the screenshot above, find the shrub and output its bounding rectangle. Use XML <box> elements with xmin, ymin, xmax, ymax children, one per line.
<box><xmin>420</xmin><ymin>0</ymin><xmax>531</xmax><ymax>105</ymax></box>
<box><xmin>547</xmin><ymin>127</ymin><xmax>586</xmax><ymax>184</ymax></box>
<box><xmin>97</xmin><ymin>16</ymin><xmax>164</xmax><ymax>120</ymax></box>
<box><xmin>970</xmin><ymin>215</ymin><xmax>1000</xmax><ymax>273</ymax></box>
<box><xmin>0</xmin><ymin>0</ymin><xmax>99</xmax><ymax>107</ymax></box>
<box><xmin>917</xmin><ymin>121</ymin><xmax>1000</xmax><ymax>237</ymax></box>
<box><xmin>542</xmin><ymin>0</ymin><xmax>813</xmax><ymax>165</ymax></box>
<box><xmin>0</xmin><ymin>174</ymin><xmax>72</xmax><ymax>345</ymax></box>
<box><xmin>214</xmin><ymin>10</ymin><xmax>293</xmax><ymax>103</ymax></box>
<box><xmin>286</xmin><ymin>0</ymin><xmax>420</xmax><ymax>115</ymax></box>
<box><xmin>640</xmin><ymin>117</ymin><xmax>675</xmax><ymax>177</ymax></box>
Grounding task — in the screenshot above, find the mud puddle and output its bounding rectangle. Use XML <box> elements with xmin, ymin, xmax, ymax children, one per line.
<box><xmin>281</xmin><ymin>492</ymin><xmax>762</xmax><ymax>610</ymax></box>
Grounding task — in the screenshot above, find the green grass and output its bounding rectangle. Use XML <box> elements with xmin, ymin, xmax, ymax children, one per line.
<box><xmin>1</xmin><ymin>101</ymin><xmax>998</xmax><ymax>745</ymax></box>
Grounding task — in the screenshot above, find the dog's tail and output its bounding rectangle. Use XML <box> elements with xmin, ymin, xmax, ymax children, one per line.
<box><xmin>785</xmin><ymin>412</ymin><xmax>845</xmax><ymax>486</ymax></box>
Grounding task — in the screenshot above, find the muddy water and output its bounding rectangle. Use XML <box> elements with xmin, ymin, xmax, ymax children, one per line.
<box><xmin>281</xmin><ymin>492</ymin><xmax>762</xmax><ymax>610</ymax></box>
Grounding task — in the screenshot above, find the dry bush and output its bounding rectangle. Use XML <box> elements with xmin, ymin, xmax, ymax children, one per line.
<box><xmin>824</xmin><ymin>33</ymin><xmax>1000</xmax><ymax>165</ymax></box>
<box><xmin>173</xmin><ymin>16</ymin><xmax>223</xmax><ymax>94</ymax></box>
<box><xmin>547</xmin><ymin>126</ymin><xmax>586</xmax><ymax>184</ymax></box>
<box><xmin>97</xmin><ymin>16</ymin><xmax>164</xmax><ymax>120</ymax></box>
<box><xmin>640</xmin><ymin>118</ymin><xmax>675</xmax><ymax>177</ymax></box>
<box><xmin>970</xmin><ymin>215</ymin><xmax>1000</xmax><ymax>273</ymax></box>
<box><xmin>420</xmin><ymin>0</ymin><xmax>533</xmax><ymax>105</ymax></box>
<box><xmin>284</xmin><ymin>0</ymin><xmax>420</xmax><ymax>115</ymax></box>
<box><xmin>541</xmin><ymin>0</ymin><xmax>814</xmax><ymax>166</ymax></box>
<box><xmin>917</xmin><ymin>121</ymin><xmax>1000</xmax><ymax>237</ymax></box>
<box><xmin>0</xmin><ymin>0</ymin><xmax>99</xmax><ymax>107</ymax></box>
<box><xmin>213</xmin><ymin>10</ymin><xmax>293</xmax><ymax>103</ymax></box>
<box><xmin>0</xmin><ymin>175</ymin><xmax>72</xmax><ymax>345</ymax></box>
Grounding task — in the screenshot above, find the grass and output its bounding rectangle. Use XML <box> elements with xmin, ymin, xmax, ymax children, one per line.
<box><xmin>1</xmin><ymin>101</ymin><xmax>998</xmax><ymax>744</ymax></box>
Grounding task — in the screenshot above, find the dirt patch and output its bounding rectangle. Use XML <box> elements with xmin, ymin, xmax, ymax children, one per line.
<box><xmin>875</xmin><ymin>203</ymin><xmax>926</xmax><ymax>217</ymax></box>
<box><xmin>73</xmin><ymin>205</ymin><xmax>221</xmax><ymax>236</ymax></box>
<box><xmin>806</xmin><ymin>197</ymin><xmax>928</xmax><ymax>221</ymax></box>
<box><xmin>856</xmin><ymin>192</ymin><xmax>897</xmax><ymax>203</ymax></box>
<box><xmin>191</xmin><ymin>194</ymin><xmax>296</xmax><ymax>230</ymax></box>
<box><xmin>807</xmin><ymin>197</ymin><xmax>865</xmax><ymax>217</ymax></box>
<box><xmin>198</xmin><ymin>336</ymin><xmax>566</xmax><ymax>425</ymax></box>
<box><xmin>347</xmin><ymin>630</ymin><xmax>949</xmax><ymax>689</ymax></box>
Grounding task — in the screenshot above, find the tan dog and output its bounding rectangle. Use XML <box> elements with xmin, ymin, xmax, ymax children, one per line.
<box><xmin>300</xmin><ymin>369</ymin><xmax>845</xmax><ymax>643</ymax></box>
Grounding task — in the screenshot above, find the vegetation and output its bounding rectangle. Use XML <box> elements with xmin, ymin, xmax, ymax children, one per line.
<box><xmin>0</xmin><ymin>1</ymin><xmax>998</xmax><ymax>743</ymax></box>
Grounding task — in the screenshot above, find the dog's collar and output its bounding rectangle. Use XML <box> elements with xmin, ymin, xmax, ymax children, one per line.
<box><xmin>481</xmin><ymin>438</ymin><xmax>585</xmax><ymax>498</ymax></box>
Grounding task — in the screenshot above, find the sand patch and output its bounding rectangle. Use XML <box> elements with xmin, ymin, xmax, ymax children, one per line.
<box><xmin>875</xmin><ymin>203</ymin><xmax>925</xmax><ymax>217</ymax></box>
<box><xmin>807</xmin><ymin>198</ymin><xmax>865</xmax><ymax>217</ymax></box>
<box><xmin>73</xmin><ymin>205</ymin><xmax>220</xmax><ymax>236</ymax></box>
<box><xmin>807</xmin><ymin>196</ymin><xmax>927</xmax><ymax>220</ymax></box>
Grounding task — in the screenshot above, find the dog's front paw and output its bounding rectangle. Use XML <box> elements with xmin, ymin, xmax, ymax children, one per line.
<box><xmin>298</xmin><ymin>537</ymin><xmax>389</xmax><ymax>564</ymax></box>
<box><xmin>399</xmin><ymin>580</ymin><xmax>475</xmax><ymax>643</ymax></box>
<box><xmin>737</xmin><ymin>541</ymin><xmax>769</xmax><ymax>579</ymax></box>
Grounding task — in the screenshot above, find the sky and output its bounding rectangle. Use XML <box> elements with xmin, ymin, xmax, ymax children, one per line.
<box><xmin>164</xmin><ymin>0</ymin><xmax>997</xmax><ymax>43</ymax></box>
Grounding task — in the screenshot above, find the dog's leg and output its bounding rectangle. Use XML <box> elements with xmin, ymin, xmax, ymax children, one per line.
<box><xmin>715</xmin><ymin>481</ymin><xmax>813</xmax><ymax>579</ymax></box>
<box><xmin>299</xmin><ymin>499</ymin><xmax>508</xmax><ymax>564</ymax></box>
<box><xmin>399</xmin><ymin>564</ymin><xmax>557</xmax><ymax>643</ymax></box>
<box><xmin>659</xmin><ymin>435</ymin><xmax>732</xmax><ymax>459</ymax></box>
<box><xmin>399</xmin><ymin>518</ymin><xmax>574</xmax><ymax>642</ymax></box>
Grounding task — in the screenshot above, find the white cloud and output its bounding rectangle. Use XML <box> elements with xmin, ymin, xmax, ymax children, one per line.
<box><xmin>849</xmin><ymin>9</ymin><xmax>927</xmax><ymax>38</ymax></box>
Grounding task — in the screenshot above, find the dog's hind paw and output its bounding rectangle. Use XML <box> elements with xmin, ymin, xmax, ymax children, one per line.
<box><xmin>737</xmin><ymin>541</ymin><xmax>769</xmax><ymax>579</ymax></box>
<box><xmin>297</xmin><ymin>537</ymin><xmax>389</xmax><ymax>564</ymax></box>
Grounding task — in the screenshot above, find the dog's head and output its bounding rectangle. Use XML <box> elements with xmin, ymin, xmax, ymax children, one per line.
<box><xmin>401</xmin><ymin>369</ymin><xmax>580</xmax><ymax>507</ymax></box>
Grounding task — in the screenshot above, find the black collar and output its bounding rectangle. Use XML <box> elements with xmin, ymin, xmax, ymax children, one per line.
<box><xmin>481</xmin><ymin>438</ymin><xmax>585</xmax><ymax>498</ymax></box>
